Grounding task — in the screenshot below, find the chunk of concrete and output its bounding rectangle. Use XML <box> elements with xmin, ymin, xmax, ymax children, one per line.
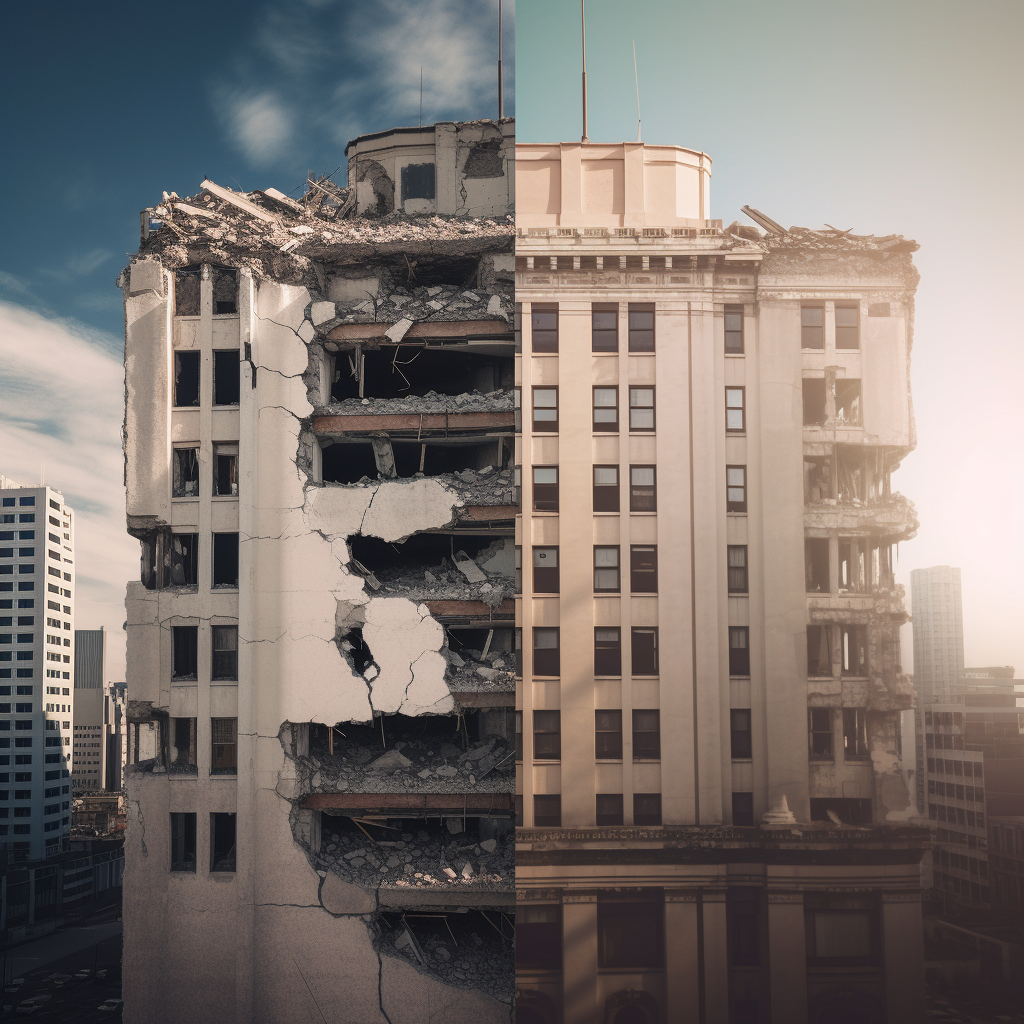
<box><xmin>368</xmin><ymin>749</ymin><xmax>412</xmax><ymax>770</ymax></box>
<box><xmin>384</xmin><ymin>317</ymin><xmax>414</xmax><ymax>343</ymax></box>
<box><xmin>311</xmin><ymin>301</ymin><xmax>337</xmax><ymax>325</ymax></box>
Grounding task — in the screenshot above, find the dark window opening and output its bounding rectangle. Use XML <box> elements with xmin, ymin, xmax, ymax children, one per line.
<box><xmin>627</xmin><ymin>304</ymin><xmax>655</xmax><ymax>352</ymax></box>
<box><xmin>213</xmin><ymin>444</ymin><xmax>238</xmax><ymax>496</ymax></box>
<box><xmin>213</xmin><ymin>350</ymin><xmax>240</xmax><ymax>406</ymax></box>
<box><xmin>730</xmin><ymin>709</ymin><xmax>752</xmax><ymax>759</ymax></box>
<box><xmin>462</xmin><ymin>138</ymin><xmax>504</xmax><ymax>178</ymax></box>
<box><xmin>533</xmin><ymin>710</ymin><xmax>560</xmax><ymax>761</ymax></box>
<box><xmin>728</xmin><ymin>545</ymin><xmax>748</xmax><ymax>593</ymax></box>
<box><xmin>632</xmin><ymin>710</ymin><xmax>660</xmax><ymax>759</ymax></box>
<box><xmin>809</xmin><ymin>708</ymin><xmax>833</xmax><ymax>759</ymax></box>
<box><xmin>170</xmin><ymin>534</ymin><xmax>198</xmax><ymax>587</ymax></box>
<box><xmin>531</xmin><ymin>305</ymin><xmax>558</xmax><ymax>353</ymax></box>
<box><xmin>532</xmin><ymin>466</ymin><xmax>558</xmax><ymax>512</ymax></box>
<box><xmin>594</xmin><ymin>628</ymin><xmax>621</xmax><ymax>676</ymax></box>
<box><xmin>330</xmin><ymin>346</ymin><xmax>512</xmax><ymax>401</ymax></box>
<box><xmin>835</xmin><ymin>304</ymin><xmax>859</xmax><ymax>349</ymax></box>
<box><xmin>631</xmin><ymin>627</ymin><xmax>658</xmax><ymax>676</ymax></box>
<box><xmin>598</xmin><ymin>900</ymin><xmax>664</xmax><ymax>968</ymax></box>
<box><xmin>321</xmin><ymin>436</ymin><xmax>509</xmax><ymax>484</ymax></box>
<box><xmin>595</xmin><ymin>710</ymin><xmax>622</xmax><ymax>759</ymax></box>
<box><xmin>596</xmin><ymin>793</ymin><xmax>624</xmax><ymax>826</ymax></box>
<box><xmin>170</xmin><ymin>812</ymin><xmax>197</xmax><ymax>871</ymax></box>
<box><xmin>842</xmin><ymin>708</ymin><xmax>869</xmax><ymax>758</ymax></box>
<box><xmin>533</xmin><ymin>628</ymin><xmax>559</xmax><ymax>677</ymax></box>
<box><xmin>805</xmin><ymin>538</ymin><xmax>829</xmax><ymax>592</ymax></box>
<box><xmin>634</xmin><ymin>793</ymin><xmax>661</xmax><ymax>825</ymax></box>
<box><xmin>732</xmin><ymin>792</ymin><xmax>754</xmax><ymax>826</ymax></box>
<box><xmin>594</xmin><ymin>466</ymin><xmax>620</xmax><ymax>512</ymax></box>
<box><xmin>533</xmin><ymin>794</ymin><xmax>561</xmax><ymax>827</ymax></box>
<box><xmin>532</xmin><ymin>547</ymin><xmax>559</xmax><ymax>593</ymax></box>
<box><xmin>804</xmin><ymin>456</ymin><xmax>833</xmax><ymax>502</ymax></box>
<box><xmin>807</xmin><ymin>625</ymin><xmax>832</xmax><ymax>677</ymax></box>
<box><xmin>809</xmin><ymin>798</ymin><xmax>873</xmax><ymax>825</ymax></box>
<box><xmin>839</xmin><ymin>540</ymin><xmax>865</xmax><ymax>593</ymax></box>
<box><xmin>593</xmin><ymin>387</ymin><xmax>619</xmax><ymax>431</ymax></box>
<box><xmin>401</xmin><ymin>162</ymin><xmax>435</xmax><ymax>201</ymax></box>
<box><xmin>213</xmin><ymin>267</ymin><xmax>238</xmax><ymax>315</ymax></box>
<box><xmin>728</xmin><ymin>888</ymin><xmax>761</xmax><ymax>966</ymax></box>
<box><xmin>729</xmin><ymin>627</ymin><xmax>750</xmax><ymax>676</ymax></box>
<box><xmin>170</xmin><ymin>717</ymin><xmax>197</xmax><ymax>773</ymax></box>
<box><xmin>212</xmin><ymin>625</ymin><xmax>238</xmax><ymax>680</ymax></box>
<box><xmin>173</xmin><ymin>351</ymin><xmax>200</xmax><ymax>407</ymax></box>
<box><xmin>727</xmin><ymin>466</ymin><xmax>747</xmax><ymax>513</ymax></box>
<box><xmin>172</xmin><ymin>626</ymin><xmax>198</xmax><ymax>680</ymax></box>
<box><xmin>210</xmin><ymin>812</ymin><xmax>236</xmax><ymax>871</ymax></box>
<box><xmin>801</xmin><ymin>305</ymin><xmax>824</xmax><ymax>349</ymax></box>
<box><xmin>592</xmin><ymin>302</ymin><xmax>618</xmax><ymax>352</ymax></box>
<box><xmin>212</xmin><ymin>533</ymin><xmax>239</xmax><ymax>588</ymax></box>
<box><xmin>211</xmin><ymin>719</ymin><xmax>237</xmax><ymax>775</ymax></box>
<box><xmin>724</xmin><ymin>304</ymin><xmax>744</xmax><ymax>353</ymax></box>
<box><xmin>803</xmin><ymin>378</ymin><xmax>827</xmax><ymax>426</ymax></box>
<box><xmin>174</xmin><ymin>267</ymin><xmax>201</xmax><ymax>317</ymax></box>
<box><xmin>835</xmin><ymin>379</ymin><xmax>861</xmax><ymax>426</ymax></box>
<box><xmin>629</xmin><ymin>465</ymin><xmax>656</xmax><ymax>512</ymax></box>
<box><xmin>836</xmin><ymin>447</ymin><xmax>867</xmax><ymax>502</ymax></box>
<box><xmin>840</xmin><ymin>625</ymin><xmax>867</xmax><ymax>676</ymax></box>
<box><xmin>172</xmin><ymin>448</ymin><xmax>199</xmax><ymax>498</ymax></box>
<box><xmin>630</xmin><ymin>546</ymin><xmax>657</xmax><ymax>594</ymax></box>
<box><xmin>516</xmin><ymin>905</ymin><xmax>562</xmax><ymax>969</ymax></box>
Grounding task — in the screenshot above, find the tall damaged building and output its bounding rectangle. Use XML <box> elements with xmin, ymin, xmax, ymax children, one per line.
<box><xmin>120</xmin><ymin>118</ymin><xmax>517</xmax><ymax>1023</ymax></box>
<box><xmin>513</xmin><ymin>143</ymin><xmax>931</xmax><ymax>1024</ymax></box>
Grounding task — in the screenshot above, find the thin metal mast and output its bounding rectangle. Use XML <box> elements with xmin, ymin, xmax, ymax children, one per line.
<box><xmin>581</xmin><ymin>0</ymin><xmax>589</xmax><ymax>142</ymax></box>
<box><xmin>498</xmin><ymin>0</ymin><xmax>504</xmax><ymax>119</ymax></box>
<box><xmin>633</xmin><ymin>39</ymin><xmax>642</xmax><ymax>142</ymax></box>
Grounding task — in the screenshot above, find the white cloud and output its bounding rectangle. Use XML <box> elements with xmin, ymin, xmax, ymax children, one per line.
<box><xmin>219</xmin><ymin>90</ymin><xmax>295</xmax><ymax>166</ymax></box>
<box><xmin>0</xmin><ymin>301</ymin><xmax>135</xmax><ymax>682</ymax></box>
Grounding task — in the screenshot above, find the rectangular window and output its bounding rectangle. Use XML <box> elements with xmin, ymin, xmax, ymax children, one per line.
<box><xmin>531</xmin><ymin>304</ymin><xmax>558</xmax><ymax>353</ymax></box>
<box><xmin>593</xmin><ymin>547</ymin><xmax>620</xmax><ymax>593</ymax></box>
<box><xmin>805</xmin><ymin>903</ymin><xmax>877</xmax><ymax>964</ymax></box>
<box><xmin>633</xmin><ymin>793</ymin><xmax>662</xmax><ymax>825</ymax></box>
<box><xmin>212</xmin><ymin>533</ymin><xmax>239</xmax><ymax>588</ymax></box>
<box><xmin>726</xmin><ymin>466</ymin><xmax>747</xmax><ymax>513</ymax></box>
<box><xmin>629</xmin><ymin>465</ymin><xmax>656</xmax><ymax>512</ymax></box>
<box><xmin>596</xmin><ymin>794</ymin><xmax>624</xmax><ymax>826</ymax></box>
<box><xmin>213</xmin><ymin>350</ymin><xmax>240</xmax><ymax>406</ymax></box>
<box><xmin>840</xmin><ymin>625</ymin><xmax>867</xmax><ymax>676</ymax></box>
<box><xmin>533</xmin><ymin>628</ymin><xmax>560</xmax><ymax>677</ymax></box>
<box><xmin>835</xmin><ymin>304</ymin><xmax>859</xmax><ymax>349</ymax></box>
<box><xmin>533</xmin><ymin>794</ymin><xmax>561</xmax><ymax>827</ymax></box>
<box><xmin>211</xmin><ymin>719</ymin><xmax>238</xmax><ymax>774</ymax></box>
<box><xmin>211</xmin><ymin>625</ymin><xmax>238</xmax><ymax>680</ymax></box>
<box><xmin>593</xmin><ymin>387</ymin><xmax>618</xmax><ymax>432</ymax></box>
<box><xmin>514</xmin><ymin>546</ymin><xmax>521</xmax><ymax>594</ymax></box>
<box><xmin>730</xmin><ymin>709</ymin><xmax>752</xmax><ymax>759</ymax></box>
<box><xmin>732</xmin><ymin>792</ymin><xmax>754</xmax><ymax>826</ymax></box>
<box><xmin>532</xmin><ymin>467</ymin><xmax>558</xmax><ymax>512</ymax></box>
<box><xmin>170</xmin><ymin>533</ymin><xmax>198</xmax><ymax>587</ymax></box>
<box><xmin>170</xmin><ymin>812</ymin><xmax>197</xmax><ymax>871</ymax></box>
<box><xmin>172</xmin><ymin>626</ymin><xmax>198</xmax><ymax>680</ymax></box>
<box><xmin>213</xmin><ymin>443</ymin><xmax>238</xmax><ymax>497</ymax></box>
<box><xmin>805</xmin><ymin>539</ymin><xmax>830</xmax><ymax>592</ymax></box>
<box><xmin>170</xmin><ymin>717</ymin><xmax>197</xmax><ymax>771</ymax></box>
<box><xmin>587</xmin><ymin>712</ymin><xmax>623</xmax><ymax>771</ymax></box>
<box><xmin>175</xmin><ymin>266</ymin><xmax>201</xmax><ymax>316</ymax></box>
<box><xmin>629</xmin><ymin>546</ymin><xmax>657</xmax><ymax>594</ymax></box>
<box><xmin>172</xmin><ymin>448</ymin><xmax>200</xmax><ymax>498</ymax></box>
<box><xmin>726</xmin><ymin>387</ymin><xmax>745</xmax><ymax>432</ymax></box>
<box><xmin>173</xmin><ymin>351</ymin><xmax>200</xmax><ymax>407</ymax></box>
<box><xmin>843</xmin><ymin>708</ymin><xmax>869</xmax><ymax>758</ymax></box>
<box><xmin>628</xmin><ymin>387</ymin><xmax>655</xmax><ymax>431</ymax></box>
<box><xmin>835</xmin><ymin>380</ymin><xmax>861</xmax><ymax>426</ymax></box>
<box><xmin>724</xmin><ymin>304</ymin><xmax>744</xmax><ymax>353</ymax></box>
<box><xmin>533</xmin><ymin>711</ymin><xmax>560</xmax><ymax>760</ymax></box>
<box><xmin>532</xmin><ymin>547</ymin><xmax>559</xmax><ymax>594</ymax></box>
<box><xmin>807</xmin><ymin>625</ymin><xmax>832</xmax><ymax>676</ymax></box>
<box><xmin>727</xmin><ymin>546</ymin><xmax>748</xmax><ymax>593</ymax></box>
<box><xmin>729</xmin><ymin>627</ymin><xmax>750</xmax><ymax>676</ymax></box>
<box><xmin>514</xmin><ymin>712</ymin><xmax>522</xmax><ymax>760</ymax></box>
<box><xmin>210</xmin><ymin>812</ymin><xmax>236</xmax><ymax>871</ymax></box>
<box><xmin>802</xmin><ymin>379</ymin><xmax>827</xmax><ymax>426</ymax></box>
<box><xmin>594</xmin><ymin>628</ymin><xmax>621</xmax><ymax>676</ymax></box>
<box><xmin>532</xmin><ymin>387</ymin><xmax>558</xmax><ymax>433</ymax></box>
<box><xmin>213</xmin><ymin>267</ymin><xmax>238</xmax><ymax>315</ymax></box>
<box><xmin>598</xmin><ymin>901</ymin><xmax>664</xmax><ymax>968</ymax></box>
<box><xmin>401</xmin><ymin>162</ymin><xmax>435</xmax><ymax>201</ymax></box>
<box><xmin>631</xmin><ymin>627</ymin><xmax>658</xmax><ymax>676</ymax></box>
<box><xmin>632</xmin><ymin>710</ymin><xmax>660</xmax><ymax>759</ymax></box>
<box><xmin>593</xmin><ymin>466</ymin><xmax>620</xmax><ymax>513</ymax></box>
<box><xmin>728</xmin><ymin>889</ymin><xmax>762</xmax><ymax>967</ymax></box>
<box><xmin>809</xmin><ymin>709</ymin><xmax>833</xmax><ymax>759</ymax></box>
<box><xmin>801</xmin><ymin>305</ymin><xmax>824</xmax><ymax>349</ymax></box>
<box><xmin>627</xmin><ymin>303</ymin><xmax>655</xmax><ymax>352</ymax></box>
<box><xmin>592</xmin><ymin>302</ymin><xmax>618</xmax><ymax>352</ymax></box>
<box><xmin>516</xmin><ymin>905</ymin><xmax>563</xmax><ymax>969</ymax></box>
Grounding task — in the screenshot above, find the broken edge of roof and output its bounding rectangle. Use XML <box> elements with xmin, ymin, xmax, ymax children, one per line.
<box><xmin>741</xmin><ymin>205</ymin><xmax>787</xmax><ymax>235</ymax></box>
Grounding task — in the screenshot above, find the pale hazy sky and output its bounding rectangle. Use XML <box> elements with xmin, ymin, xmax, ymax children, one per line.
<box><xmin>516</xmin><ymin>0</ymin><xmax>1024</xmax><ymax>675</ymax></box>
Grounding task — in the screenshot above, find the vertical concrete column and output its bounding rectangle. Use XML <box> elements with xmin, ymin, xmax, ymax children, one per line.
<box><xmin>882</xmin><ymin>893</ymin><xmax>925</xmax><ymax>1024</ymax></box>
<box><xmin>562</xmin><ymin>894</ymin><xmax>598</xmax><ymax>1024</ymax></box>
<box><xmin>664</xmin><ymin>891</ymin><xmax>699</xmax><ymax>1021</ymax></box>
<box><xmin>26</xmin><ymin>870</ymin><xmax>35</xmax><ymax>926</ymax></box>
<box><xmin>767</xmin><ymin>892</ymin><xmax>807</xmax><ymax>1024</ymax></box>
<box><xmin>702</xmin><ymin>889</ymin><xmax>729</xmax><ymax>1024</ymax></box>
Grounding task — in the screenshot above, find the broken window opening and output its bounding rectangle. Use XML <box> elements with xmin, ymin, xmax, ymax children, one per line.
<box><xmin>170</xmin><ymin>533</ymin><xmax>198</xmax><ymax>587</ymax></box>
<box><xmin>174</xmin><ymin>267</ymin><xmax>201</xmax><ymax>317</ymax></box>
<box><xmin>836</xmin><ymin>448</ymin><xmax>866</xmax><ymax>502</ymax></box>
<box><xmin>172</xmin><ymin>626</ymin><xmax>198</xmax><ymax>681</ymax></box>
<box><xmin>842</xmin><ymin>708</ymin><xmax>870</xmax><ymax>759</ymax></box>
<box><xmin>211</xmin><ymin>718</ymin><xmax>237</xmax><ymax>775</ymax></box>
<box><xmin>170</xmin><ymin>811</ymin><xmax>196</xmax><ymax>872</ymax></box>
<box><xmin>212</xmin><ymin>532</ymin><xmax>239</xmax><ymax>588</ymax></box>
<box><xmin>807</xmin><ymin>626</ymin><xmax>832</xmax><ymax>677</ymax></box>
<box><xmin>169</xmin><ymin>717</ymin><xmax>197</xmax><ymax>774</ymax></box>
<box><xmin>805</xmin><ymin>538</ymin><xmax>830</xmax><ymax>593</ymax></box>
<box><xmin>212</xmin><ymin>267</ymin><xmax>238</xmax><ymax>316</ymax></box>
<box><xmin>809</xmin><ymin>798</ymin><xmax>872</xmax><ymax>825</ymax></box>
<box><xmin>809</xmin><ymin>708</ymin><xmax>833</xmax><ymax>759</ymax></box>
<box><xmin>210</xmin><ymin>812</ymin><xmax>236</xmax><ymax>871</ymax></box>
<box><xmin>803</xmin><ymin>456</ymin><xmax>833</xmax><ymax>502</ymax></box>
<box><xmin>834</xmin><ymin>380</ymin><xmax>862</xmax><ymax>426</ymax></box>
<box><xmin>213</xmin><ymin>350</ymin><xmax>240</xmax><ymax>407</ymax></box>
<box><xmin>173</xmin><ymin>351</ymin><xmax>200</xmax><ymax>407</ymax></box>
<box><xmin>330</xmin><ymin>346</ymin><xmax>512</xmax><ymax>402</ymax></box>
<box><xmin>634</xmin><ymin>793</ymin><xmax>662</xmax><ymax>825</ymax></box>
<box><xmin>213</xmin><ymin>443</ymin><xmax>238</xmax><ymax>496</ymax></box>
<box><xmin>462</xmin><ymin>137</ymin><xmax>505</xmax><ymax>178</ymax></box>
<box><xmin>401</xmin><ymin>162</ymin><xmax>435</xmax><ymax>202</ymax></box>
<box><xmin>172</xmin><ymin>448</ymin><xmax>199</xmax><ymax>499</ymax></box>
<box><xmin>840</xmin><ymin>625</ymin><xmax>868</xmax><ymax>677</ymax></box>
<box><xmin>443</xmin><ymin>626</ymin><xmax>515</xmax><ymax>690</ymax></box>
<box><xmin>838</xmin><ymin>540</ymin><xmax>866</xmax><ymax>593</ymax></box>
<box><xmin>533</xmin><ymin>794</ymin><xmax>561</xmax><ymax>827</ymax></box>
<box><xmin>320</xmin><ymin>436</ymin><xmax>510</xmax><ymax>484</ymax></box>
<box><xmin>802</xmin><ymin>378</ymin><xmax>827</xmax><ymax>426</ymax></box>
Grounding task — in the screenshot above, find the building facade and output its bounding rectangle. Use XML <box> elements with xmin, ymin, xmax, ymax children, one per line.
<box><xmin>0</xmin><ymin>481</ymin><xmax>75</xmax><ymax>862</ymax></box>
<box><xmin>514</xmin><ymin>142</ymin><xmax>929</xmax><ymax>1024</ymax></box>
<box><xmin>72</xmin><ymin>626</ymin><xmax>107</xmax><ymax>793</ymax></box>
<box><xmin>121</xmin><ymin>119</ymin><xmax>517</xmax><ymax>1023</ymax></box>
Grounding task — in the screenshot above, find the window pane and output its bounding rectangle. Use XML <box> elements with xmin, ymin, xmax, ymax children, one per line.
<box><xmin>594</xmin><ymin>467</ymin><xmax>618</xmax><ymax>485</ymax></box>
<box><xmin>533</xmin><ymin>467</ymin><xmax>557</xmax><ymax>485</ymax></box>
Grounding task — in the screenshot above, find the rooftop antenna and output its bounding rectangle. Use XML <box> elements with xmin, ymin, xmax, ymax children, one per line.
<box><xmin>633</xmin><ymin>39</ymin><xmax>642</xmax><ymax>142</ymax></box>
<box><xmin>419</xmin><ymin>67</ymin><xmax>423</xmax><ymax>127</ymax></box>
<box><xmin>498</xmin><ymin>0</ymin><xmax>504</xmax><ymax>120</ymax></box>
<box><xmin>581</xmin><ymin>0</ymin><xmax>589</xmax><ymax>142</ymax></box>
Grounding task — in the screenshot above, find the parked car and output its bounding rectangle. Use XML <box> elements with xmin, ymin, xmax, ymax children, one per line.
<box><xmin>74</xmin><ymin>970</ymin><xmax>92</xmax><ymax>981</ymax></box>
<box><xmin>15</xmin><ymin>994</ymin><xmax>51</xmax><ymax>1016</ymax></box>
<box><xmin>97</xmin><ymin>998</ymin><xmax>123</xmax><ymax>1014</ymax></box>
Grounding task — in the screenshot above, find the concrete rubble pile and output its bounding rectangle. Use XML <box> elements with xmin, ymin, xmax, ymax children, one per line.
<box><xmin>368</xmin><ymin>550</ymin><xmax>514</xmax><ymax>607</ymax></box>
<box><xmin>442</xmin><ymin>645</ymin><xmax>515</xmax><ymax>693</ymax></box>
<box><xmin>319</xmin><ymin>391</ymin><xmax>513</xmax><ymax>416</ymax></box>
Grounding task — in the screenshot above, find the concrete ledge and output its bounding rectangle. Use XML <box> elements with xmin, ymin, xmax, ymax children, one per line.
<box><xmin>303</xmin><ymin>793</ymin><xmax>515</xmax><ymax>813</ymax></box>
<box><xmin>327</xmin><ymin>319</ymin><xmax>513</xmax><ymax>342</ymax></box>
<box><xmin>312</xmin><ymin>411</ymin><xmax>514</xmax><ymax>433</ymax></box>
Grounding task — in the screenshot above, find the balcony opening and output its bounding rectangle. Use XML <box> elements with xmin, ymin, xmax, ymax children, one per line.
<box><xmin>805</xmin><ymin>539</ymin><xmax>830</xmax><ymax>593</ymax></box>
<box><xmin>321</xmin><ymin>436</ymin><xmax>509</xmax><ymax>484</ymax></box>
<box><xmin>807</xmin><ymin>625</ymin><xmax>832</xmax><ymax>677</ymax></box>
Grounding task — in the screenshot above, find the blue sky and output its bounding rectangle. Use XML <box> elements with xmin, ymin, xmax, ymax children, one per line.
<box><xmin>0</xmin><ymin>0</ymin><xmax>513</xmax><ymax>679</ymax></box>
<box><xmin>516</xmin><ymin>0</ymin><xmax>1024</xmax><ymax>676</ymax></box>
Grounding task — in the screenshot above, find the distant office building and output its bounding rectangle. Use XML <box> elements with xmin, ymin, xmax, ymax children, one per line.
<box><xmin>106</xmin><ymin>681</ymin><xmax>127</xmax><ymax>792</ymax></box>
<box><xmin>73</xmin><ymin>627</ymin><xmax>107</xmax><ymax>793</ymax></box>
<box><xmin>0</xmin><ymin>479</ymin><xmax>75</xmax><ymax>861</ymax></box>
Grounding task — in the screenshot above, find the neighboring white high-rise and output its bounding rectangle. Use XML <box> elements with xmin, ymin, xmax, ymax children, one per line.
<box><xmin>0</xmin><ymin>479</ymin><xmax>75</xmax><ymax>862</ymax></box>
<box><xmin>910</xmin><ymin>566</ymin><xmax>965</xmax><ymax>703</ymax></box>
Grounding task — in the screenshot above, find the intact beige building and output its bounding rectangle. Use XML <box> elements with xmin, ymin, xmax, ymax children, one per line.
<box><xmin>514</xmin><ymin>142</ymin><xmax>929</xmax><ymax>1024</ymax></box>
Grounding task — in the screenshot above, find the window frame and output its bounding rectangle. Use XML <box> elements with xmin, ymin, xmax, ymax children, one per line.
<box><xmin>595</xmin><ymin>709</ymin><xmax>623</xmax><ymax>760</ymax></box>
<box><xmin>533</xmin><ymin>710</ymin><xmax>561</xmax><ymax>761</ymax></box>
<box><xmin>801</xmin><ymin>304</ymin><xmax>824</xmax><ymax>350</ymax></box>
<box><xmin>533</xmin><ymin>794</ymin><xmax>561</xmax><ymax>827</ymax></box>
<box><xmin>532</xmin><ymin>466</ymin><xmax>559</xmax><ymax>512</ymax></box>
<box><xmin>726</xmin><ymin>465</ymin><xmax>747</xmax><ymax>513</ymax></box>
<box><xmin>631</xmin><ymin>627</ymin><xmax>659</xmax><ymax>676</ymax></box>
<box><xmin>729</xmin><ymin>626</ymin><xmax>750</xmax><ymax>677</ymax></box>
<box><xmin>627</xmin><ymin>303</ymin><xmax>655</xmax><ymax>353</ymax></box>
<box><xmin>724</xmin><ymin>304</ymin><xmax>744</xmax><ymax>354</ymax></box>
<box><xmin>594</xmin><ymin>628</ymin><xmax>621</xmax><ymax>677</ymax></box>
<box><xmin>727</xmin><ymin>545</ymin><xmax>748</xmax><ymax>594</ymax></box>
<box><xmin>629</xmin><ymin>545</ymin><xmax>658</xmax><ymax>594</ymax></box>
<box><xmin>593</xmin><ymin>465</ymin><xmax>620</xmax><ymax>513</ymax></box>
<box><xmin>211</xmin><ymin>625</ymin><xmax>238</xmax><ymax>681</ymax></box>
<box><xmin>596</xmin><ymin>794</ymin><xmax>624</xmax><ymax>826</ymax></box>
<box><xmin>533</xmin><ymin>627</ymin><xmax>560</xmax><ymax>677</ymax></box>
<box><xmin>725</xmin><ymin>387</ymin><xmax>746</xmax><ymax>433</ymax></box>
<box><xmin>531</xmin><ymin>386</ymin><xmax>559</xmax><ymax>434</ymax></box>
<box><xmin>632</xmin><ymin>710</ymin><xmax>660</xmax><ymax>760</ymax></box>
<box><xmin>628</xmin><ymin>387</ymin><xmax>656</xmax><ymax>432</ymax></box>
<box><xmin>531</xmin><ymin>303</ymin><xmax>559</xmax><ymax>354</ymax></box>
<box><xmin>593</xmin><ymin>546</ymin><xmax>621</xmax><ymax>594</ymax></box>
<box><xmin>809</xmin><ymin>708</ymin><xmax>834</xmax><ymax>760</ymax></box>
<box><xmin>592</xmin><ymin>386</ymin><xmax>619</xmax><ymax>432</ymax></box>
<box><xmin>730</xmin><ymin>708</ymin><xmax>753</xmax><ymax>759</ymax></box>
<box><xmin>592</xmin><ymin>302</ymin><xmax>619</xmax><ymax>352</ymax></box>
<box><xmin>629</xmin><ymin>465</ymin><xmax>656</xmax><ymax>512</ymax></box>
<box><xmin>532</xmin><ymin>546</ymin><xmax>559</xmax><ymax>594</ymax></box>
<box><xmin>835</xmin><ymin>303</ymin><xmax>860</xmax><ymax>350</ymax></box>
